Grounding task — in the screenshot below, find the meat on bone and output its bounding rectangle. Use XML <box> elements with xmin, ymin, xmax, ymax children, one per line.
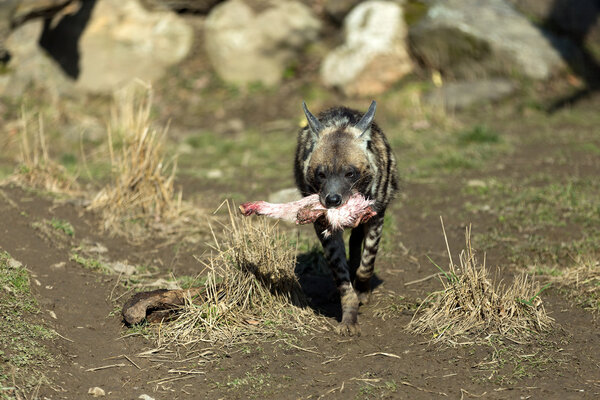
<box><xmin>239</xmin><ymin>193</ymin><xmax>376</xmax><ymax>237</ymax></box>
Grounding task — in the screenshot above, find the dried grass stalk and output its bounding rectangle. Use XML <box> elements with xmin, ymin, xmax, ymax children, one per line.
<box><xmin>408</xmin><ymin>222</ymin><xmax>553</xmax><ymax>345</ymax></box>
<box><xmin>88</xmin><ymin>83</ymin><xmax>194</xmax><ymax>240</ymax></box>
<box><xmin>4</xmin><ymin>108</ymin><xmax>79</xmax><ymax>193</ymax></box>
<box><xmin>158</xmin><ymin>204</ymin><xmax>317</xmax><ymax>346</ymax></box>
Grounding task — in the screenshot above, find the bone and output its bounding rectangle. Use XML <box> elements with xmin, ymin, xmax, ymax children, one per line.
<box><xmin>239</xmin><ymin>193</ymin><xmax>376</xmax><ymax>236</ymax></box>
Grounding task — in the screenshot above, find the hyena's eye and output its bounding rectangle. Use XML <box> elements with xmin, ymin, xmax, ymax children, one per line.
<box><xmin>345</xmin><ymin>168</ymin><xmax>358</xmax><ymax>179</ymax></box>
<box><xmin>316</xmin><ymin>171</ymin><xmax>326</xmax><ymax>180</ymax></box>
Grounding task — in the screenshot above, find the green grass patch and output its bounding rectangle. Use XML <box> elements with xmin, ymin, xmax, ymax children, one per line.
<box><xmin>69</xmin><ymin>252</ymin><xmax>111</xmax><ymax>274</ymax></box>
<box><xmin>475</xmin><ymin>338</ymin><xmax>565</xmax><ymax>386</ymax></box>
<box><xmin>0</xmin><ymin>251</ymin><xmax>55</xmax><ymax>396</ymax></box>
<box><xmin>466</xmin><ymin>176</ymin><xmax>600</xmax><ymax>266</ymax></box>
<box><xmin>457</xmin><ymin>125</ymin><xmax>500</xmax><ymax>144</ymax></box>
<box><xmin>49</xmin><ymin>218</ymin><xmax>74</xmax><ymax>237</ymax></box>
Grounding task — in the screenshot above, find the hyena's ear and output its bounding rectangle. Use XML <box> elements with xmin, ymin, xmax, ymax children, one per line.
<box><xmin>356</xmin><ymin>100</ymin><xmax>377</xmax><ymax>139</ymax></box>
<box><xmin>302</xmin><ymin>101</ymin><xmax>323</xmax><ymax>138</ymax></box>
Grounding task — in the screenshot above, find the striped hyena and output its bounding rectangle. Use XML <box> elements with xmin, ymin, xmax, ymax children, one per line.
<box><xmin>294</xmin><ymin>101</ymin><xmax>399</xmax><ymax>336</ymax></box>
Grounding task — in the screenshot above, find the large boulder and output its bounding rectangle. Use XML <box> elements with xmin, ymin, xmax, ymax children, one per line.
<box><xmin>0</xmin><ymin>0</ymin><xmax>74</xmax><ymax>62</ymax></box>
<box><xmin>507</xmin><ymin>0</ymin><xmax>600</xmax><ymax>62</ymax></box>
<box><xmin>320</xmin><ymin>1</ymin><xmax>413</xmax><ymax>97</ymax></box>
<box><xmin>409</xmin><ymin>0</ymin><xmax>567</xmax><ymax>80</ymax></box>
<box><xmin>424</xmin><ymin>79</ymin><xmax>516</xmax><ymax>110</ymax></box>
<box><xmin>1</xmin><ymin>0</ymin><xmax>193</xmax><ymax>96</ymax></box>
<box><xmin>0</xmin><ymin>18</ymin><xmax>74</xmax><ymax>98</ymax></box>
<box><xmin>73</xmin><ymin>0</ymin><xmax>193</xmax><ymax>93</ymax></box>
<box><xmin>204</xmin><ymin>0</ymin><xmax>321</xmax><ymax>87</ymax></box>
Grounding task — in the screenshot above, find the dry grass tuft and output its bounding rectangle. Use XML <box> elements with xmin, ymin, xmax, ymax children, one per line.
<box><xmin>4</xmin><ymin>109</ymin><xmax>79</xmax><ymax>194</ymax></box>
<box><xmin>407</xmin><ymin>220</ymin><xmax>553</xmax><ymax>345</ymax></box>
<box><xmin>157</xmin><ymin>204</ymin><xmax>318</xmax><ymax>346</ymax></box>
<box><xmin>88</xmin><ymin>83</ymin><xmax>205</xmax><ymax>241</ymax></box>
<box><xmin>549</xmin><ymin>258</ymin><xmax>600</xmax><ymax>312</ymax></box>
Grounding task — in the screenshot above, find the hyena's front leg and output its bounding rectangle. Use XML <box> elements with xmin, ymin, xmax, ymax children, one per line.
<box><xmin>354</xmin><ymin>214</ymin><xmax>385</xmax><ymax>305</ymax></box>
<box><xmin>314</xmin><ymin>218</ymin><xmax>360</xmax><ymax>336</ymax></box>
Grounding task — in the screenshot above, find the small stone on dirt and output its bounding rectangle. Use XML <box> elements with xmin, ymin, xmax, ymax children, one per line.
<box><xmin>88</xmin><ymin>387</ymin><xmax>105</xmax><ymax>397</ymax></box>
<box><xmin>139</xmin><ymin>395</ymin><xmax>155</xmax><ymax>400</ymax></box>
<box><xmin>50</xmin><ymin>261</ymin><xmax>66</xmax><ymax>269</ymax></box>
<box><xmin>109</xmin><ymin>261</ymin><xmax>138</xmax><ymax>276</ymax></box>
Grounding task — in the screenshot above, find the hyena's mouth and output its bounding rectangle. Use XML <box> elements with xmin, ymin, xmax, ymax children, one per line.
<box><xmin>320</xmin><ymin>193</ymin><xmax>352</xmax><ymax>209</ymax></box>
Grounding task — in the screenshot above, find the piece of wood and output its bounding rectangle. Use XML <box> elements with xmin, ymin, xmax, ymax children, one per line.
<box><xmin>122</xmin><ymin>288</ymin><xmax>204</xmax><ymax>325</ymax></box>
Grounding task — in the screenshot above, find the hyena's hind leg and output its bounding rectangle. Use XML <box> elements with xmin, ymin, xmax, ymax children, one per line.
<box><xmin>314</xmin><ymin>218</ymin><xmax>361</xmax><ymax>336</ymax></box>
<box><xmin>354</xmin><ymin>214</ymin><xmax>385</xmax><ymax>305</ymax></box>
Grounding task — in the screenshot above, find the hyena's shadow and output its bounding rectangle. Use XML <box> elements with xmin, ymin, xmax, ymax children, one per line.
<box><xmin>295</xmin><ymin>247</ymin><xmax>383</xmax><ymax>321</ymax></box>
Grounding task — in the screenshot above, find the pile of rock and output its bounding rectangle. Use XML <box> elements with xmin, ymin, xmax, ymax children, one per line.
<box><xmin>1</xmin><ymin>0</ymin><xmax>591</xmax><ymax>105</ymax></box>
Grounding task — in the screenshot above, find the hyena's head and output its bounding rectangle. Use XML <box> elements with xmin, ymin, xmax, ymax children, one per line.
<box><xmin>302</xmin><ymin>101</ymin><xmax>377</xmax><ymax>208</ymax></box>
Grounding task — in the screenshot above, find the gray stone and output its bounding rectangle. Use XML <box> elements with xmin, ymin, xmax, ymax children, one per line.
<box><xmin>410</xmin><ymin>0</ymin><xmax>567</xmax><ymax>80</ymax></box>
<box><xmin>320</xmin><ymin>1</ymin><xmax>413</xmax><ymax>96</ymax></box>
<box><xmin>423</xmin><ymin>79</ymin><xmax>516</xmax><ymax>110</ymax></box>
<box><xmin>204</xmin><ymin>0</ymin><xmax>321</xmax><ymax>86</ymax></box>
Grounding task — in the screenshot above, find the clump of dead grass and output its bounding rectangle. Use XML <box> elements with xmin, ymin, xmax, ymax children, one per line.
<box><xmin>88</xmin><ymin>83</ymin><xmax>204</xmax><ymax>241</ymax></box>
<box><xmin>407</xmin><ymin>221</ymin><xmax>553</xmax><ymax>345</ymax></box>
<box><xmin>549</xmin><ymin>258</ymin><xmax>600</xmax><ymax>312</ymax></box>
<box><xmin>157</xmin><ymin>204</ymin><xmax>317</xmax><ymax>346</ymax></box>
<box><xmin>3</xmin><ymin>109</ymin><xmax>79</xmax><ymax>194</ymax></box>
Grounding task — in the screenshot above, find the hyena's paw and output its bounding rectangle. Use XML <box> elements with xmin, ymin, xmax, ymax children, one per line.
<box><xmin>335</xmin><ymin>320</ymin><xmax>361</xmax><ymax>336</ymax></box>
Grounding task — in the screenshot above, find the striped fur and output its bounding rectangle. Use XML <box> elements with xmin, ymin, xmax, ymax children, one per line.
<box><xmin>294</xmin><ymin>102</ymin><xmax>399</xmax><ymax>335</ymax></box>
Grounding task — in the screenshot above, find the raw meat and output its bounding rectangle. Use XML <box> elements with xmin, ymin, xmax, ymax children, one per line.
<box><xmin>239</xmin><ymin>193</ymin><xmax>376</xmax><ymax>237</ymax></box>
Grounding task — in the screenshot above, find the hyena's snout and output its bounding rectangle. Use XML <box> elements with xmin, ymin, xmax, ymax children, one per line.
<box><xmin>324</xmin><ymin>193</ymin><xmax>342</xmax><ymax>208</ymax></box>
<box><xmin>320</xmin><ymin>177</ymin><xmax>350</xmax><ymax>209</ymax></box>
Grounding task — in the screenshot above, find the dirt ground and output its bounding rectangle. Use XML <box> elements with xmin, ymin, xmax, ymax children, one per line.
<box><xmin>1</xmin><ymin>31</ymin><xmax>600</xmax><ymax>398</ymax></box>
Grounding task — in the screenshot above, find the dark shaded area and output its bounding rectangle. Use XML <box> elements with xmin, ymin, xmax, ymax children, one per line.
<box><xmin>546</xmin><ymin>0</ymin><xmax>600</xmax><ymax>112</ymax></box>
<box><xmin>38</xmin><ymin>0</ymin><xmax>97</xmax><ymax>79</ymax></box>
<box><xmin>296</xmin><ymin>248</ymin><xmax>383</xmax><ymax>321</ymax></box>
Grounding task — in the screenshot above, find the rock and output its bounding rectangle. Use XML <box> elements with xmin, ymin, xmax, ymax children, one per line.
<box><xmin>323</xmin><ymin>0</ymin><xmax>362</xmax><ymax>23</ymax></box>
<box><xmin>1</xmin><ymin>0</ymin><xmax>193</xmax><ymax>96</ymax></box>
<box><xmin>320</xmin><ymin>1</ymin><xmax>413</xmax><ymax>97</ymax></box>
<box><xmin>140</xmin><ymin>0</ymin><xmax>223</xmax><ymax>13</ymax></box>
<box><xmin>73</xmin><ymin>0</ymin><xmax>193</xmax><ymax>93</ymax></box>
<box><xmin>88</xmin><ymin>387</ymin><xmax>105</xmax><ymax>397</ymax></box>
<box><xmin>204</xmin><ymin>0</ymin><xmax>321</xmax><ymax>86</ymax></box>
<box><xmin>268</xmin><ymin>188</ymin><xmax>302</xmax><ymax>204</ymax></box>
<box><xmin>409</xmin><ymin>0</ymin><xmax>567</xmax><ymax>80</ymax></box>
<box><xmin>0</xmin><ymin>0</ymin><xmax>74</xmax><ymax>62</ymax></box>
<box><xmin>507</xmin><ymin>0</ymin><xmax>599</xmax><ymax>41</ymax></box>
<box><xmin>0</xmin><ymin>19</ymin><xmax>74</xmax><ymax>98</ymax></box>
<box><xmin>13</xmin><ymin>0</ymin><xmax>74</xmax><ymax>24</ymax></box>
<box><xmin>424</xmin><ymin>79</ymin><xmax>516</xmax><ymax>110</ymax></box>
<box><xmin>109</xmin><ymin>261</ymin><xmax>138</xmax><ymax>276</ymax></box>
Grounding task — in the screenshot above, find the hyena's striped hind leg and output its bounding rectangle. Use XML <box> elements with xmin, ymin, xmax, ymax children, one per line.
<box><xmin>314</xmin><ymin>218</ymin><xmax>361</xmax><ymax>336</ymax></box>
<box><xmin>354</xmin><ymin>214</ymin><xmax>385</xmax><ymax>304</ymax></box>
